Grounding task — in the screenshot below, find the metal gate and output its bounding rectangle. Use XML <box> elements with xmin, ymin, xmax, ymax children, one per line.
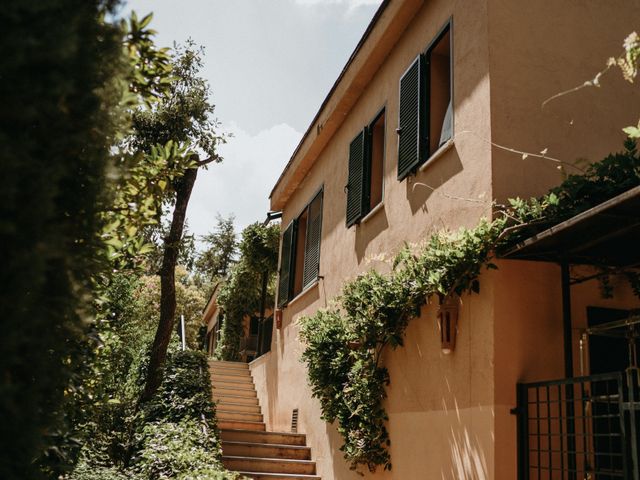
<box><xmin>515</xmin><ymin>369</ymin><xmax>639</xmax><ymax>479</ymax></box>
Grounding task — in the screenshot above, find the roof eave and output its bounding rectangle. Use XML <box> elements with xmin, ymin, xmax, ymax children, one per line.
<box><xmin>269</xmin><ymin>0</ymin><xmax>424</xmax><ymax>211</ymax></box>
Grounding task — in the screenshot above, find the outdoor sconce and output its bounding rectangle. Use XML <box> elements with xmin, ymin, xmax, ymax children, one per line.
<box><xmin>438</xmin><ymin>295</ymin><xmax>459</xmax><ymax>354</ymax></box>
<box><xmin>275</xmin><ymin>308</ymin><xmax>283</xmax><ymax>329</ymax></box>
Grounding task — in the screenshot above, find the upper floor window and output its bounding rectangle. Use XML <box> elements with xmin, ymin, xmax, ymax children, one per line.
<box><xmin>345</xmin><ymin>108</ymin><xmax>386</xmax><ymax>227</ymax></box>
<box><xmin>397</xmin><ymin>21</ymin><xmax>452</xmax><ymax>180</ymax></box>
<box><xmin>277</xmin><ymin>189</ymin><xmax>323</xmax><ymax>307</ymax></box>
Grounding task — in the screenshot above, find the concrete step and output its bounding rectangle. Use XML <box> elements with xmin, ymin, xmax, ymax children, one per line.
<box><xmin>236</xmin><ymin>472</ymin><xmax>320</xmax><ymax>480</ymax></box>
<box><xmin>213</xmin><ymin>386</ymin><xmax>257</xmax><ymax>398</ymax></box>
<box><xmin>213</xmin><ymin>378</ymin><xmax>256</xmax><ymax>390</ymax></box>
<box><xmin>209</xmin><ymin>360</ymin><xmax>249</xmax><ymax>370</ymax></box>
<box><xmin>218</xmin><ymin>420</ymin><xmax>266</xmax><ymax>431</ymax></box>
<box><xmin>222</xmin><ymin>456</ymin><xmax>316</xmax><ymax>475</ymax></box>
<box><xmin>211</xmin><ymin>372</ymin><xmax>254</xmax><ymax>383</ymax></box>
<box><xmin>210</xmin><ymin>368</ymin><xmax>252</xmax><ymax>378</ymax></box>
<box><xmin>220</xmin><ymin>429</ymin><xmax>307</xmax><ymax>446</ymax></box>
<box><xmin>218</xmin><ymin>410</ymin><xmax>263</xmax><ymax>422</ymax></box>
<box><xmin>214</xmin><ymin>394</ymin><xmax>259</xmax><ymax>406</ymax></box>
<box><xmin>222</xmin><ymin>441</ymin><xmax>311</xmax><ymax>460</ymax></box>
<box><xmin>216</xmin><ymin>402</ymin><xmax>262</xmax><ymax>414</ymax></box>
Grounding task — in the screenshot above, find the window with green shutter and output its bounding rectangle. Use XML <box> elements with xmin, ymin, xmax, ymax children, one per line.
<box><xmin>302</xmin><ymin>191</ymin><xmax>323</xmax><ymax>288</ymax></box>
<box><xmin>277</xmin><ymin>220</ymin><xmax>295</xmax><ymax>308</ymax></box>
<box><xmin>345</xmin><ymin>108</ymin><xmax>386</xmax><ymax>227</ymax></box>
<box><xmin>346</xmin><ymin>130</ymin><xmax>366</xmax><ymax>227</ymax></box>
<box><xmin>277</xmin><ymin>189</ymin><xmax>324</xmax><ymax>307</ymax></box>
<box><xmin>397</xmin><ymin>56</ymin><xmax>425</xmax><ymax>180</ymax></box>
<box><xmin>397</xmin><ymin>20</ymin><xmax>452</xmax><ymax>180</ymax></box>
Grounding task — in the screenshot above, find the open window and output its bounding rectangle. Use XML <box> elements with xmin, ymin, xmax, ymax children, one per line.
<box><xmin>346</xmin><ymin>108</ymin><xmax>386</xmax><ymax>227</ymax></box>
<box><xmin>398</xmin><ymin>21</ymin><xmax>452</xmax><ymax>180</ymax></box>
<box><xmin>277</xmin><ymin>189</ymin><xmax>324</xmax><ymax>307</ymax></box>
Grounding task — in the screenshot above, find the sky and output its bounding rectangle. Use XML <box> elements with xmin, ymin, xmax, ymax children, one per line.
<box><xmin>124</xmin><ymin>0</ymin><xmax>383</xmax><ymax>240</ymax></box>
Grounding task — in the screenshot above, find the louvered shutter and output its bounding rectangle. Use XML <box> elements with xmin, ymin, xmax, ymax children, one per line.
<box><xmin>302</xmin><ymin>190</ymin><xmax>323</xmax><ymax>289</ymax></box>
<box><xmin>277</xmin><ymin>221</ymin><xmax>295</xmax><ymax>307</ymax></box>
<box><xmin>397</xmin><ymin>55</ymin><xmax>425</xmax><ymax>180</ymax></box>
<box><xmin>346</xmin><ymin>130</ymin><xmax>366</xmax><ymax>227</ymax></box>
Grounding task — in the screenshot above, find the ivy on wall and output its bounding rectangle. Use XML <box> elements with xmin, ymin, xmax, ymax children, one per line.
<box><xmin>299</xmin><ymin>140</ymin><xmax>640</xmax><ymax>472</ymax></box>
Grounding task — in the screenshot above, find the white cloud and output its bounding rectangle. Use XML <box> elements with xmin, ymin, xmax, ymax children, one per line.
<box><xmin>187</xmin><ymin>122</ymin><xmax>302</xmax><ymax>241</ymax></box>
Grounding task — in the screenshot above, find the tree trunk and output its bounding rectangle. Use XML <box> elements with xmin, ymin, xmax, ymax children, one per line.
<box><xmin>141</xmin><ymin>166</ymin><xmax>198</xmax><ymax>401</ymax></box>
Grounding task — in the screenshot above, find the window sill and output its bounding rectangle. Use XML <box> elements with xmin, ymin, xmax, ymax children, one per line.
<box><xmin>418</xmin><ymin>138</ymin><xmax>455</xmax><ymax>172</ymax></box>
<box><xmin>287</xmin><ymin>279</ymin><xmax>320</xmax><ymax>308</ymax></box>
<box><xmin>360</xmin><ymin>201</ymin><xmax>384</xmax><ymax>224</ymax></box>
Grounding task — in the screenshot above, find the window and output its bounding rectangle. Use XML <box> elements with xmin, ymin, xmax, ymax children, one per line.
<box><xmin>397</xmin><ymin>21</ymin><xmax>452</xmax><ymax>180</ymax></box>
<box><xmin>345</xmin><ymin>108</ymin><xmax>386</xmax><ymax>227</ymax></box>
<box><xmin>277</xmin><ymin>189</ymin><xmax>323</xmax><ymax>307</ymax></box>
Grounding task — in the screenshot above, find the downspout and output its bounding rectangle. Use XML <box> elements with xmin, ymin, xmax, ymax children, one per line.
<box><xmin>561</xmin><ymin>260</ymin><xmax>577</xmax><ymax>480</ymax></box>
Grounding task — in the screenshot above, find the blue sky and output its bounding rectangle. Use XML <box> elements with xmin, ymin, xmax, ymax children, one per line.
<box><xmin>124</xmin><ymin>0</ymin><xmax>382</xmax><ymax>238</ymax></box>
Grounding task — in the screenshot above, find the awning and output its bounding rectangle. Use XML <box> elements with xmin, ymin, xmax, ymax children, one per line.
<box><xmin>501</xmin><ymin>185</ymin><xmax>640</xmax><ymax>268</ymax></box>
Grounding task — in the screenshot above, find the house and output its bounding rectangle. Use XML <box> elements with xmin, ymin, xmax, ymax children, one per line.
<box><xmin>247</xmin><ymin>1</ymin><xmax>640</xmax><ymax>478</ymax></box>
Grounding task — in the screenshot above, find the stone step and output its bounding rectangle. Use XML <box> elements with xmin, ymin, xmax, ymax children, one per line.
<box><xmin>222</xmin><ymin>456</ymin><xmax>316</xmax><ymax>476</ymax></box>
<box><xmin>218</xmin><ymin>410</ymin><xmax>263</xmax><ymax>422</ymax></box>
<box><xmin>218</xmin><ymin>420</ymin><xmax>266</xmax><ymax>431</ymax></box>
<box><xmin>222</xmin><ymin>441</ymin><xmax>311</xmax><ymax>460</ymax></box>
<box><xmin>214</xmin><ymin>394</ymin><xmax>259</xmax><ymax>406</ymax></box>
<box><xmin>216</xmin><ymin>401</ymin><xmax>262</xmax><ymax>414</ymax></box>
<box><xmin>213</xmin><ymin>386</ymin><xmax>257</xmax><ymax>398</ymax></box>
<box><xmin>220</xmin><ymin>429</ymin><xmax>307</xmax><ymax>446</ymax></box>
<box><xmin>209</xmin><ymin>360</ymin><xmax>249</xmax><ymax>370</ymax></box>
<box><xmin>236</xmin><ymin>472</ymin><xmax>320</xmax><ymax>480</ymax></box>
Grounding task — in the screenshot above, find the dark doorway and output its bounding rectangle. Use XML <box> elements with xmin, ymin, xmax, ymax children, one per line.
<box><xmin>587</xmin><ymin>307</ymin><xmax>632</xmax><ymax>374</ymax></box>
<box><xmin>587</xmin><ymin>307</ymin><xmax>635</xmax><ymax>478</ymax></box>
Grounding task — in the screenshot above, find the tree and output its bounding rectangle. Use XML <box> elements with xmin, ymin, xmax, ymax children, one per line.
<box><xmin>196</xmin><ymin>214</ymin><xmax>238</xmax><ymax>288</ymax></box>
<box><xmin>215</xmin><ymin>222</ymin><xmax>280</xmax><ymax>360</ymax></box>
<box><xmin>133</xmin><ymin>43</ymin><xmax>225</xmax><ymax>401</ymax></box>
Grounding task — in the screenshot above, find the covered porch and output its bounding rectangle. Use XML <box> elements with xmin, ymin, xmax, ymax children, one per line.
<box><xmin>503</xmin><ymin>185</ymin><xmax>640</xmax><ymax>480</ymax></box>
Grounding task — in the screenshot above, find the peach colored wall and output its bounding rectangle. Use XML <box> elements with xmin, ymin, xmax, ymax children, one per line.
<box><xmin>251</xmin><ymin>1</ymin><xmax>640</xmax><ymax>479</ymax></box>
<box><xmin>487</xmin><ymin>0</ymin><xmax>640</xmax><ymax>203</ymax></box>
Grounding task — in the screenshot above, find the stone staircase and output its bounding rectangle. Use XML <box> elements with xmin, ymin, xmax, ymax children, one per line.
<box><xmin>210</xmin><ymin>360</ymin><xmax>320</xmax><ymax>480</ymax></box>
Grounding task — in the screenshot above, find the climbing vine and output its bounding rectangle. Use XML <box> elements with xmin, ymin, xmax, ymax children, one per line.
<box><xmin>299</xmin><ymin>140</ymin><xmax>640</xmax><ymax>472</ymax></box>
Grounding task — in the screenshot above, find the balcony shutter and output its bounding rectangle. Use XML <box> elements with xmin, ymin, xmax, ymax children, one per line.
<box><xmin>277</xmin><ymin>220</ymin><xmax>295</xmax><ymax>307</ymax></box>
<box><xmin>346</xmin><ymin>130</ymin><xmax>367</xmax><ymax>227</ymax></box>
<box><xmin>302</xmin><ymin>190</ymin><xmax>323</xmax><ymax>289</ymax></box>
<box><xmin>397</xmin><ymin>55</ymin><xmax>425</xmax><ymax>180</ymax></box>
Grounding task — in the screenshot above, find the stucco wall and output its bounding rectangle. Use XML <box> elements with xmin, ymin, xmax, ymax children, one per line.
<box><xmin>251</xmin><ymin>1</ymin><xmax>640</xmax><ymax>479</ymax></box>
<box><xmin>487</xmin><ymin>0</ymin><xmax>640</xmax><ymax>203</ymax></box>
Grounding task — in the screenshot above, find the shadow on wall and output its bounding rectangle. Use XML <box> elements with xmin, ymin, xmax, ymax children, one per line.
<box><xmin>355</xmin><ymin>207</ymin><xmax>389</xmax><ymax>265</ymax></box>
<box><xmin>406</xmin><ymin>146</ymin><xmax>464</xmax><ymax>216</ymax></box>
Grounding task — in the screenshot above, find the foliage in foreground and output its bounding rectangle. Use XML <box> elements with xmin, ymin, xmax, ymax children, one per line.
<box><xmin>215</xmin><ymin>222</ymin><xmax>280</xmax><ymax>360</ymax></box>
<box><xmin>0</xmin><ymin>1</ymin><xmax>127</xmax><ymax>477</ymax></box>
<box><xmin>70</xmin><ymin>349</ymin><xmax>240</xmax><ymax>480</ymax></box>
<box><xmin>300</xmin><ymin>141</ymin><xmax>640</xmax><ymax>472</ymax></box>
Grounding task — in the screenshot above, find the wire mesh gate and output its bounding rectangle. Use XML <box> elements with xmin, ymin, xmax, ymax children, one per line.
<box><xmin>516</xmin><ymin>370</ymin><xmax>639</xmax><ymax>480</ymax></box>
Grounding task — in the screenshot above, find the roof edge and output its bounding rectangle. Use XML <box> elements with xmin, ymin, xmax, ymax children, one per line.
<box><xmin>269</xmin><ymin>0</ymin><xmax>392</xmax><ymax>204</ymax></box>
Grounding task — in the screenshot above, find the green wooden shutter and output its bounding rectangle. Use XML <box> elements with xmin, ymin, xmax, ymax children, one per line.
<box><xmin>277</xmin><ymin>220</ymin><xmax>295</xmax><ymax>307</ymax></box>
<box><xmin>302</xmin><ymin>190</ymin><xmax>323</xmax><ymax>289</ymax></box>
<box><xmin>397</xmin><ymin>55</ymin><xmax>425</xmax><ymax>180</ymax></box>
<box><xmin>346</xmin><ymin>130</ymin><xmax>367</xmax><ymax>227</ymax></box>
